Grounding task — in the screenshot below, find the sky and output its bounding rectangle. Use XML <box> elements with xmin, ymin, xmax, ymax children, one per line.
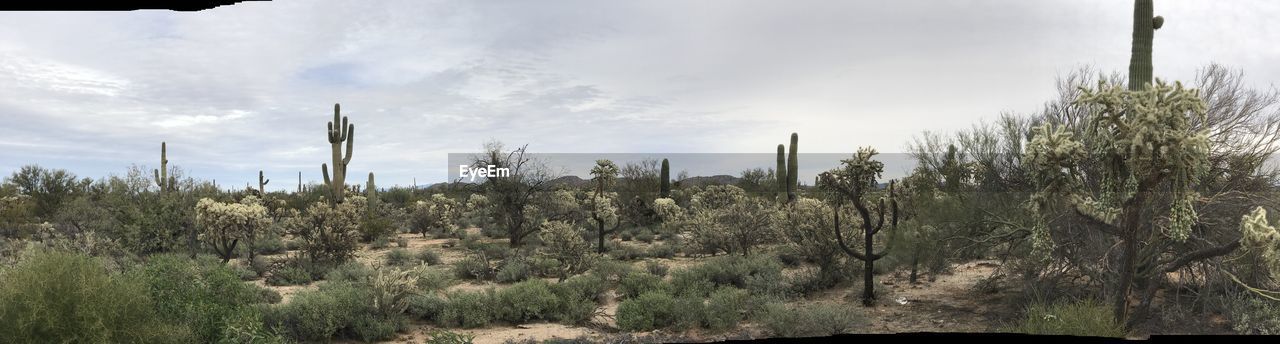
<box><xmin>0</xmin><ymin>0</ymin><xmax>1277</xmax><ymax>190</ymax></box>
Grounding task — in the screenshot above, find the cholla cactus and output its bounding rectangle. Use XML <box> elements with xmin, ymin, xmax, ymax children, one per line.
<box><xmin>194</xmin><ymin>195</ymin><xmax>271</xmax><ymax>263</ymax></box>
<box><xmin>283</xmin><ymin>197</ymin><xmax>365</xmax><ymax>264</ymax></box>
<box><xmin>652</xmin><ymin>198</ymin><xmax>681</xmax><ymax>220</ymax></box>
<box><xmin>1241</xmin><ymin>207</ymin><xmax>1280</xmax><ymax>277</ymax></box>
<box><xmin>817</xmin><ymin>147</ymin><xmax>899</xmax><ymax>306</ymax></box>
<box><xmin>411</xmin><ymin>194</ymin><xmax>458</xmax><ymax>237</ymax></box>
<box><xmin>367</xmin><ymin>264</ymin><xmax>427</xmax><ymax>316</ymax></box>
<box><xmin>538</xmin><ymin>220</ymin><xmax>594</xmax><ymax>281</ymax></box>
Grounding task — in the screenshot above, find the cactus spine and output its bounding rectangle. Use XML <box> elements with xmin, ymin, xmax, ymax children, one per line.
<box><xmin>776</xmin><ymin>144</ymin><xmax>787</xmax><ymax>202</ymax></box>
<box><xmin>1128</xmin><ymin>0</ymin><xmax>1162</xmax><ymax>91</ymax></box>
<box><xmin>660</xmin><ymin>158</ymin><xmax>671</xmax><ymax>198</ymax></box>
<box><xmin>153</xmin><ymin>142</ymin><xmax>176</xmax><ymax>193</ymax></box>
<box><xmin>787</xmin><ymin>133</ymin><xmax>798</xmax><ymax>202</ymax></box>
<box><xmin>321</xmin><ymin>103</ymin><xmax>355</xmax><ymax>204</ymax></box>
<box><xmin>258</xmin><ymin>170</ymin><xmax>270</xmax><ymax>195</ymax></box>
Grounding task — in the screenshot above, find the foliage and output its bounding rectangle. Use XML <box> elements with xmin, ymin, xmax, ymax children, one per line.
<box><xmin>424</xmin><ymin>329</ymin><xmax>476</xmax><ymax>344</ymax></box>
<box><xmin>616</xmin><ymin>291</ymin><xmax>679</xmax><ymax>331</ymax></box>
<box><xmin>283</xmin><ymin>197</ymin><xmax>364</xmax><ymax>265</ymax></box>
<box><xmin>759</xmin><ymin>302</ymin><xmax>862</xmax><ymax>337</ymax></box>
<box><xmin>1004</xmin><ymin>299</ymin><xmax>1127</xmax><ymax>337</ymax></box>
<box><xmin>131</xmin><ymin>254</ymin><xmax>274</xmax><ymax>343</ymax></box>
<box><xmin>439</xmin><ymin>289</ymin><xmax>497</xmax><ymax>328</ymax></box>
<box><xmin>538</xmin><ymin>220</ymin><xmax>594</xmax><ymax>281</ymax></box>
<box><xmin>195</xmin><ymin>195</ymin><xmax>271</xmax><ymax>263</ymax></box>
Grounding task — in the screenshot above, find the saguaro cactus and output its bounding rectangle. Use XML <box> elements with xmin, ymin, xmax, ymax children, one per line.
<box><xmin>297</xmin><ymin>172</ymin><xmax>302</xmax><ymax>193</ymax></box>
<box><xmin>1128</xmin><ymin>0</ymin><xmax>1162</xmax><ymax>91</ymax></box>
<box><xmin>153</xmin><ymin>142</ymin><xmax>176</xmax><ymax>193</ymax></box>
<box><xmin>258</xmin><ymin>170</ymin><xmax>270</xmax><ymax>195</ymax></box>
<box><xmin>660</xmin><ymin>158</ymin><xmax>671</xmax><ymax>198</ymax></box>
<box><xmin>776</xmin><ymin>144</ymin><xmax>787</xmax><ymax>202</ymax></box>
<box><xmin>819</xmin><ymin>147</ymin><xmax>899</xmax><ymax>306</ymax></box>
<box><xmin>367</xmin><ymin>172</ymin><xmax>378</xmax><ymax>210</ymax></box>
<box><xmin>321</xmin><ymin>103</ymin><xmax>355</xmax><ymax>204</ymax></box>
<box><xmin>787</xmin><ymin>133</ymin><xmax>798</xmax><ymax>201</ymax></box>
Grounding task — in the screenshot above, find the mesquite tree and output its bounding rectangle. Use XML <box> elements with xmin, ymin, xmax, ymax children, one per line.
<box><xmin>818</xmin><ymin>147</ymin><xmax>899</xmax><ymax>306</ymax></box>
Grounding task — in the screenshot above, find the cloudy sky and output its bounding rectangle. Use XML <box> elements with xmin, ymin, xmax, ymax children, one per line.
<box><xmin>0</xmin><ymin>0</ymin><xmax>1277</xmax><ymax>190</ymax></box>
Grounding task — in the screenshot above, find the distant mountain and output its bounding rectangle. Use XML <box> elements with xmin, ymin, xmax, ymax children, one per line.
<box><xmin>676</xmin><ymin>174</ymin><xmax>741</xmax><ymax>188</ymax></box>
<box><xmin>545</xmin><ymin>175</ymin><xmax>591</xmax><ymax>188</ymax></box>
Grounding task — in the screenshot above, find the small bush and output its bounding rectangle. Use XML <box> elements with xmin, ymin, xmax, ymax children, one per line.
<box><xmin>589</xmin><ymin>259</ymin><xmax>634</xmax><ymax>284</ymax></box>
<box><xmin>256</xmin><ymin>235</ymin><xmax>287</xmax><ymax>255</ymax></box>
<box><xmin>494</xmin><ymin>280</ymin><xmax>562</xmax><ymax>323</ymax></box>
<box><xmin>439</xmin><ymin>290</ymin><xmax>497</xmax><ymax>328</ymax></box>
<box><xmin>1229</xmin><ymin>293</ymin><xmax>1280</xmax><ymax>335</ymax></box>
<box><xmin>647</xmin><ymin>243</ymin><xmax>676</xmax><ymax>259</ymax></box>
<box><xmin>610</xmin><ymin>244</ymin><xmax>647</xmax><ymax>261</ymax></box>
<box><xmin>620</xmin><ymin>229</ymin><xmax>634</xmax><ymax>241</ymax></box>
<box><xmin>231</xmin><ymin>262</ymin><xmax>259</xmax><ymax>281</ymax></box>
<box><xmin>424</xmin><ymin>329</ymin><xmax>475</xmax><ymax>344</ymax></box>
<box><xmin>284</xmin><ymin>238</ymin><xmax>302</xmax><ymax>251</ymax></box>
<box><xmin>619</xmin><ymin>271</ymin><xmax>669</xmax><ymax>299</ymax></box>
<box><xmin>760</xmin><ymin>302</ymin><xmax>862</xmax><ymax>337</ymax></box>
<box><xmin>395</xmin><ymin>236</ymin><xmax>410</xmax><ymax>248</ymax></box>
<box><xmin>496</xmin><ymin>257</ymin><xmax>532</xmax><ymax>283</ymax></box>
<box><xmin>1003</xmin><ymin>299</ymin><xmax>1126</xmax><ymax>337</ymax></box>
<box><xmin>406</xmin><ymin>294</ymin><xmax>448</xmax><ymax>322</ymax></box>
<box><xmin>452</xmin><ymin>254</ymin><xmax>495</xmax><ymax>280</ymax></box>
<box><xmin>645</xmin><ymin>260</ymin><xmax>670</xmax><ymax>277</ymax></box>
<box><xmin>325</xmin><ymin>261</ymin><xmax>374</xmax><ymax>283</ymax></box>
<box><xmin>559</xmin><ymin>273</ymin><xmax>608</xmax><ymax>303</ymax></box>
<box><xmin>370</xmin><ymin>236</ymin><xmax>391</xmax><ymax>250</ymax></box>
<box><xmin>616</xmin><ymin>291</ymin><xmax>677</xmax><ymax>331</ymax></box>
<box><xmin>265</xmin><ymin>281</ymin><xmax>402</xmax><ymax>342</ymax></box>
<box><xmin>386</xmin><ymin>248</ymin><xmax>414</xmax><ymax>266</ymax></box>
<box><xmin>268</xmin><ymin>265</ymin><xmax>314</xmax><ymax>286</ymax></box>
<box><xmin>415</xmin><ymin>268</ymin><xmax>458</xmax><ymax>292</ymax></box>
<box><xmin>670</xmin><ymin>254</ymin><xmax>785</xmax><ymax>297</ymax></box>
<box><xmin>704</xmin><ymin>287</ymin><xmax>750</xmax><ymax>331</ymax></box>
<box><xmin>635</xmin><ymin>228</ymin><xmax>655</xmax><ymax>243</ymax></box>
<box><xmin>418</xmin><ymin>248</ymin><xmax>443</xmax><ymax>265</ymax></box>
<box><xmin>249</xmin><ymin>256</ymin><xmax>271</xmax><ymax>277</ymax></box>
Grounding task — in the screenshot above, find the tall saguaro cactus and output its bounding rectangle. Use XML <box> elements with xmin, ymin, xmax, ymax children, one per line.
<box><xmin>787</xmin><ymin>133</ymin><xmax>798</xmax><ymax>201</ymax></box>
<box><xmin>321</xmin><ymin>103</ymin><xmax>355</xmax><ymax>204</ymax></box>
<box><xmin>297</xmin><ymin>171</ymin><xmax>302</xmax><ymax>193</ymax></box>
<box><xmin>258</xmin><ymin>170</ymin><xmax>270</xmax><ymax>195</ymax></box>
<box><xmin>1128</xmin><ymin>0</ymin><xmax>1163</xmax><ymax>91</ymax></box>
<box><xmin>820</xmin><ymin>147</ymin><xmax>899</xmax><ymax>306</ymax></box>
<box><xmin>367</xmin><ymin>172</ymin><xmax>378</xmax><ymax>210</ymax></box>
<box><xmin>660</xmin><ymin>158</ymin><xmax>671</xmax><ymax>198</ymax></box>
<box><xmin>153</xmin><ymin>142</ymin><xmax>176</xmax><ymax>193</ymax></box>
<box><xmin>776</xmin><ymin>144</ymin><xmax>787</xmax><ymax>202</ymax></box>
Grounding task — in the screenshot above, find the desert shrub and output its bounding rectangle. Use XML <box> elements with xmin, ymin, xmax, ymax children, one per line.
<box><xmin>530</xmin><ymin>255</ymin><xmax>563</xmax><ymax>277</ymax></box>
<box><xmin>283</xmin><ymin>199</ymin><xmax>363</xmax><ymax>266</ymax></box>
<box><xmin>494</xmin><ymin>279</ymin><xmax>563</xmax><ymax>323</ymax></box>
<box><xmin>644</xmin><ymin>260</ymin><xmax>670</xmax><ymax>277</ymax></box>
<box><xmin>704</xmin><ymin>287</ymin><xmax>751</xmax><ymax>331</ymax></box>
<box><xmin>620</xmin><ymin>229</ymin><xmax>634</xmax><ymax>241</ymax></box>
<box><xmin>196</xmin><ymin>196</ymin><xmax>272</xmax><ymax>263</ymax></box>
<box><xmin>418</xmin><ymin>248</ymin><xmax>443</xmax><ymax>265</ymax></box>
<box><xmin>268</xmin><ymin>264</ymin><xmax>313</xmax><ymax>286</ymax></box>
<box><xmin>646</xmin><ymin>243</ymin><xmax>677</xmax><ymax>259</ymax></box>
<box><xmin>670</xmin><ymin>254</ymin><xmax>785</xmax><ymax>297</ymax></box>
<box><xmin>559</xmin><ymin>273</ymin><xmax>608</xmax><ymax>303</ymax></box>
<box><xmin>249</xmin><ymin>255</ymin><xmax>271</xmax><ymax>276</ymax></box>
<box><xmin>406</xmin><ymin>294</ymin><xmax>449</xmax><ymax>322</ymax></box>
<box><xmin>284</xmin><ymin>238</ymin><xmax>302</xmax><ymax>251</ymax></box>
<box><xmin>635</xmin><ymin>228</ymin><xmax>656</xmax><ymax>243</ymax></box>
<box><xmin>395</xmin><ymin>236</ymin><xmax>410</xmax><ymax>248</ymax></box>
<box><xmin>257</xmin><ymin>287</ymin><xmax>284</xmax><ymax>304</ymax></box>
<box><xmin>370</xmin><ymin>236</ymin><xmax>391</xmax><ymax>249</ymax></box>
<box><xmin>386</xmin><ymin>248</ymin><xmax>413</xmax><ymax>266</ymax></box>
<box><xmin>538</xmin><ymin>220</ymin><xmax>594</xmax><ymax>280</ymax></box>
<box><xmin>616</xmin><ymin>291</ymin><xmax>678</xmax><ymax>331</ymax></box>
<box><xmin>1228</xmin><ymin>293</ymin><xmax>1280</xmax><ymax>335</ymax></box>
<box><xmin>265</xmin><ymin>281</ymin><xmax>403</xmax><ymax>342</ymax></box>
<box><xmin>0</xmin><ymin>250</ymin><xmax>188</xmax><ymax>343</ymax></box>
<box><xmin>671</xmin><ymin>294</ymin><xmax>706</xmax><ymax>330</ymax></box>
<box><xmin>619</xmin><ymin>271</ymin><xmax>669</xmax><ymax>299</ymax></box>
<box><xmin>760</xmin><ymin>302</ymin><xmax>862</xmax><ymax>337</ymax></box>
<box><xmin>255</xmin><ymin>235</ymin><xmax>287</xmax><ymax>255</ymax></box>
<box><xmin>218</xmin><ymin>306</ymin><xmax>289</xmax><ymax>344</ymax></box>
<box><xmin>424</xmin><ymin>329</ymin><xmax>476</xmax><ymax>344</ymax></box>
<box><xmin>439</xmin><ymin>290</ymin><xmax>497</xmax><ymax>328</ymax></box>
<box><xmin>324</xmin><ymin>260</ymin><xmax>374</xmax><ymax>283</ymax></box>
<box><xmin>548</xmin><ymin>287</ymin><xmax>599</xmax><ymax>325</ymax></box>
<box><xmin>1004</xmin><ymin>299</ymin><xmax>1126</xmax><ymax>337</ymax></box>
<box><xmin>496</xmin><ymin>256</ymin><xmax>532</xmax><ymax>283</ymax></box>
<box><xmin>133</xmin><ymin>254</ymin><xmax>270</xmax><ymax>343</ymax></box>
<box><xmin>452</xmin><ymin>253</ymin><xmax>495</xmax><ymax>280</ymax></box>
<box><xmin>610</xmin><ymin>243</ymin><xmax>647</xmax><ymax>261</ymax></box>
<box><xmin>231</xmin><ymin>262</ymin><xmax>258</xmax><ymax>281</ymax></box>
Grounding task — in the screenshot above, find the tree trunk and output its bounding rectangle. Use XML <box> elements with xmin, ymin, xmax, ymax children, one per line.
<box><xmin>597</xmin><ymin>217</ymin><xmax>606</xmax><ymax>254</ymax></box>
<box><xmin>863</xmin><ymin>223</ymin><xmax>875</xmax><ymax>306</ymax></box>
<box><xmin>909</xmin><ymin>245</ymin><xmax>921</xmax><ymax>284</ymax></box>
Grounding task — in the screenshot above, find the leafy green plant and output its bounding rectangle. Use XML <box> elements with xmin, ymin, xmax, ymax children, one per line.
<box><xmin>1003</xmin><ymin>299</ymin><xmax>1127</xmax><ymax>337</ymax></box>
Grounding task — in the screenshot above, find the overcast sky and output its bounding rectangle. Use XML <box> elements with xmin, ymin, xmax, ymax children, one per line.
<box><xmin>0</xmin><ymin>0</ymin><xmax>1277</xmax><ymax>190</ymax></box>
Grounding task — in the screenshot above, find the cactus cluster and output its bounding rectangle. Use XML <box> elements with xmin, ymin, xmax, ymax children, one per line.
<box><xmin>321</xmin><ymin>103</ymin><xmax>355</xmax><ymax>204</ymax></box>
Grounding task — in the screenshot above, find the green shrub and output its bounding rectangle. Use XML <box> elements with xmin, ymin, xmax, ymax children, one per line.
<box><xmin>644</xmin><ymin>260</ymin><xmax>670</xmax><ymax>277</ymax></box>
<box><xmin>1229</xmin><ymin>293</ymin><xmax>1280</xmax><ymax>335</ymax></box>
<box><xmin>325</xmin><ymin>260</ymin><xmax>374</xmax><ymax>283</ymax></box>
<box><xmin>439</xmin><ymin>290</ymin><xmax>497</xmax><ymax>328</ymax></box>
<box><xmin>494</xmin><ymin>280</ymin><xmax>562</xmax><ymax>323</ymax></box>
<box><xmin>249</xmin><ymin>256</ymin><xmax>271</xmax><ymax>277</ymax></box>
<box><xmin>386</xmin><ymin>248</ymin><xmax>414</xmax><ymax>266</ymax></box>
<box><xmin>268</xmin><ymin>265</ymin><xmax>313</xmax><ymax>286</ymax></box>
<box><xmin>647</xmin><ymin>243</ymin><xmax>676</xmax><ymax>259</ymax></box>
<box><xmin>415</xmin><ymin>267</ymin><xmax>458</xmax><ymax>292</ymax></box>
<box><xmin>589</xmin><ymin>259</ymin><xmax>635</xmax><ymax>284</ymax></box>
<box><xmin>266</xmin><ymin>281</ymin><xmax>402</xmax><ymax>342</ymax></box>
<box><xmin>610</xmin><ymin>244</ymin><xmax>647</xmax><ymax>261</ymax></box>
<box><xmin>256</xmin><ymin>235</ymin><xmax>287</xmax><ymax>255</ymax></box>
<box><xmin>619</xmin><ymin>271</ymin><xmax>669</xmax><ymax>299</ymax></box>
<box><xmin>370</xmin><ymin>236</ymin><xmax>391</xmax><ymax>249</ymax></box>
<box><xmin>133</xmin><ymin>254</ymin><xmax>267</xmax><ymax>343</ymax></box>
<box><xmin>559</xmin><ymin>273</ymin><xmax>608</xmax><ymax>303</ymax></box>
<box><xmin>418</xmin><ymin>248</ymin><xmax>443</xmax><ymax>265</ymax></box>
<box><xmin>218</xmin><ymin>306</ymin><xmax>289</xmax><ymax>344</ymax></box>
<box><xmin>284</xmin><ymin>238</ymin><xmax>302</xmax><ymax>251</ymax></box>
<box><xmin>760</xmin><ymin>302</ymin><xmax>862</xmax><ymax>337</ymax></box>
<box><xmin>231</xmin><ymin>262</ymin><xmax>259</xmax><ymax>281</ymax></box>
<box><xmin>406</xmin><ymin>294</ymin><xmax>448</xmax><ymax>322</ymax></box>
<box><xmin>635</xmin><ymin>228</ymin><xmax>655</xmax><ymax>243</ymax></box>
<box><xmin>671</xmin><ymin>294</ymin><xmax>706</xmax><ymax>330</ymax></box>
<box><xmin>1003</xmin><ymin>299</ymin><xmax>1126</xmax><ymax>337</ymax></box>
<box><xmin>0</xmin><ymin>250</ymin><xmax>189</xmax><ymax>344</ymax></box>
<box><xmin>496</xmin><ymin>257</ymin><xmax>532</xmax><ymax>283</ymax></box>
<box><xmin>257</xmin><ymin>287</ymin><xmax>284</xmax><ymax>304</ymax></box>
<box><xmin>424</xmin><ymin>329</ymin><xmax>475</xmax><ymax>344</ymax></box>
<box><xmin>704</xmin><ymin>287</ymin><xmax>750</xmax><ymax>331</ymax></box>
<box><xmin>616</xmin><ymin>291</ymin><xmax>678</xmax><ymax>331</ymax></box>
<box><xmin>452</xmin><ymin>254</ymin><xmax>494</xmax><ymax>280</ymax></box>
<box><xmin>395</xmin><ymin>236</ymin><xmax>410</xmax><ymax>248</ymax></box>
<box><xmin>620</xmin><ymin>229</ymin><xmax>634</xmax><ymax>241</ymax></box>
<box><xmin>670</xmin><ymin>254</ymin><xmax>785</xmax><ymax>297</ymax></box>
